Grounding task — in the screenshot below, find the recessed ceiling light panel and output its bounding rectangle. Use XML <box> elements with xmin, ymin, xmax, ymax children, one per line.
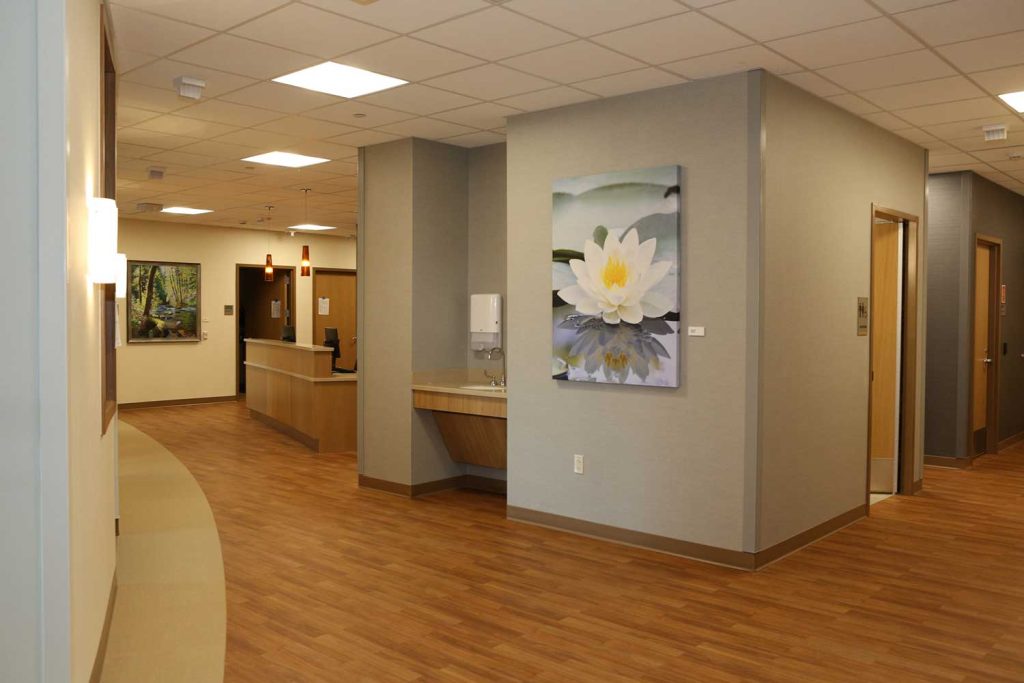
<box><xmin>161</xmin><ymin>206</ymin><xmax>212</xmax><ymax>215</ymax></box>
<box><xmin>999</xmin><ymin>91</ymin><xmax>1024</xmax><ymax>113</ymax></box>
<box><xmin>242</xmin><ymin>151</ymin><xmax>329</xmax><ymax>168</ymax></box>
<box><xmin>288</xmin><ymin>223</ymin><xmax>336</xmax><ymax>231</ymax></box>
<box><xmin>273</xmin><ymin>62</ymin><xmax>407</xmax><ymax>99</ymax></box>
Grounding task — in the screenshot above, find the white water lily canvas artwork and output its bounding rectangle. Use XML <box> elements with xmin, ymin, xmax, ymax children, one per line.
<box><xmin>552</xmin><ymin>165</ymin><xmax>680</xmax><ymax>386</ymax></box>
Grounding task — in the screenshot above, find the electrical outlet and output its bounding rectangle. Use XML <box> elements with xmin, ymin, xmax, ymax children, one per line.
<box><xmin>573</xmin><ymin>454</ymin><xmax>584</xmax><ymax>475</ymax></box>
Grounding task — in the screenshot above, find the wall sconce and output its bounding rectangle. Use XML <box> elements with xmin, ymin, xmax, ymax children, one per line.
<box><xmin>301</xmin><ymin>245</ymin><xmax>310</xmax><ymax>277</ymax></box>
<box><xmin>88</xmin><ymin>197</ymin><xmax>119</xmax><ymax>284</ymax></box>
<box><xmin>264</xmin><ymin>253</ymin><xmax>274</xmax><ymax>282</ymax></box>
<box><xmin>114</xmin><ymin>253</ymin><xmax>127</xmax><ymax>298</ymax></box>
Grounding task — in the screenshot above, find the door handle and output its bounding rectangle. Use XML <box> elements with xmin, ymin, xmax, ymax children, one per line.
<box><xmin>982</xmin><ymin>357</ymin><xmax>993</xmax><ymax>364</ymax></box>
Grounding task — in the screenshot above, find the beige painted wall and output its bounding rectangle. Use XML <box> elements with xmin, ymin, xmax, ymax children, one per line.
<box><xmin>117</xmin><ymin>219</ymin><xmax>355</xmax><ymax>404</ymax></box>
<box><xmin>506</xmin><ymin>74</ymin><xmax>757</xmax><ymax>552</ymax></box>
<box><xmin>757</xmin><ymin>74</ymin><xmax>927</xmax><ymax>549</ymax></box>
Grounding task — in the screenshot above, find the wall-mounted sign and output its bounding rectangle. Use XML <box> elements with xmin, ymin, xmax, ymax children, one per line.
<box><xmin>271</xmin><ymin>299</ymin><xmax>281</xmax><ymax>319</ymax></box>
<box><xmin>857</xmin><ymin>297</ymin><xmax>869</xmax><ymax>336</ymax></box>
<box><xmin>224</xmin><ymin>304</ymin><xmax>234</xmax><ymax>316</ymax></box>
<box><xmin>318</xmin><ymin>297</ymin><xmax>330</xmax><ymax>316</ymax></box>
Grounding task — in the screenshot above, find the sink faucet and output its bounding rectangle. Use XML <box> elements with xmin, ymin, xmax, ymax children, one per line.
<box><xmin>484</xmin><ymin>347</ymin><xmax>506</xmax><ymax>387</ymax></box>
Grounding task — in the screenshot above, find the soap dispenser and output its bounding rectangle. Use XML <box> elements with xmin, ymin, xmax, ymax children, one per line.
<box><xmin>470</xmin><ymin>294</ymin><xmax>502</xmax><ymax>351</ymax></box>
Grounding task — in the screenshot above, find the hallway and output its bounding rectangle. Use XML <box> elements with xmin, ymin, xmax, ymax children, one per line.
<box><xmin>120</xmin><ymin>402</ymin><xmax>1024</xmax><ymax>683</ymax></box>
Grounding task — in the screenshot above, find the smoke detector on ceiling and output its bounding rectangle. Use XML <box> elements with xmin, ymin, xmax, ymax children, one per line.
<box><xmin>349</xmin><ymin>0</ymin><xmax>380</xmax><ymax>4</ymax></box>
<box><xmin>173</xmin><ymin>75</ymin><xmax>206</xmax><ymax>100</ymax></box>
<box><xmin>983</xmin><ymin>124</ymin><xmax>1008</xmax><ymax>142</ymax></box>
<box><xmin>147</xmin><ymin>166</ymin><xmax>165</xmax><ymax>180</ymax></box>
<box><xmin>136</xmin><ymin>202</ymin><xmax>164</xmax><ymax>213</ymax></box>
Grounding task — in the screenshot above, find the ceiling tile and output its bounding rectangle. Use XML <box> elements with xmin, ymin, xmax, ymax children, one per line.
<box><xmin>767</xmin><ymin>18</ymin><xmax>921</xmax><ymax>69</ymax></box>
<box><xmin>218</xmin><ymin>82</ymin><xmax>340</xmax><ymax>114</ymax></box>
<box><xmin>496</xmin><ymin>86</ymin><xmax>597</xmax><ymax>112</ymax></box>
<box><xmin>593</xmin><ymin>13</ymin><xmax>750</xmax><ymax>64</ymax></box>
<box><xmin>816</xmin><ymin>50</ymin><xmax>956</xmax><ymax>91</ymax></box>
<box><xmin>434</xmin><ymin>103</ymin><xmax>521</xmax><ymax>130</ymax></box>
<box><xmin>872</xmin><ymin>0</ymin><xmax>949</xmax><ymax>10</ymax></box>
<box><xmin>328</xmin><ymin>130</ymin><xmax>403</xmax><ymax>148</ymax></box>
<box><xmin>134</xmin><ymin>114</ymin><xmax>239</xmax><ymax>138</ymax></box>
<box><xmin>971</xmin><ymin>65</ymin><xmax>1024</xmax><ymax>97</ymax></box>
<box><xmin>213</xmin><ymin>128</ymin><xmax>304</xmax><ymax>150</ymax></box>
<box><xmin>971</xmin><ymin>144</ymin><xmax>1024</xmax><ymax>162</ymax></box>
<box><xmin>230</xmin><ymin>4</ymin><xmax>395</xmax><ymax>59</ymax></box>
<box><xmin>503</xmin><ymin>0</ymin><xmax>686</xmax><ymax>36</ymax></box>
<box><xmin>501</xmin><ymin>41</ymin><xmax>644</xmax><ymax>83</ymax></box>
<box><xmin>176</xmin><ymin>99</ymin><xmax>286</xmax><ymax>127</ymax></box>
<box><xmin>778</xmin><ymin>71</ymin><xmax>845</xmax><ymax>97</ymax></box>
<box><xmin>121</xmin><ymin>59</ymin><xmax>257</xmax><ymax>98</ymax></box>
<box><xmin>928</xmin><ymin>151</ymin><xmax>981</xmax><ymax>167</ymax></box>
<box><xmin>948</xmin><ymin>134</ymin><xmax>1024</xmax><ymax>152</ymax></box>
<box><xmin>938</xmin><ymin>31</ymin><xmax>1024</xmax><ymax>74</ymax></box>
<box><xmin>862</xmin><ymin>111</ymin><xmax>911</xmax><ymax>131</ymax></box>
<box><xmin>358</xmin><ymin>84</ymin><xmax>480</xmax><ymax>115</ymax></box>
<box><xmin>256</xmin><ymin>116</ymin><xmax>362</xmax><ymax>139</ymax></box>
<box><xmin>117</xmin><ymin>106</ymin><xmax>162</xmax><ymax>127</ymax></box>
<box><xmin>172</xmin><ymin>34</ymin><xmax>319</xmax><ymax>80</ymax></box>
<box><xmin>108</xmin><ymin>0</ymin><xmax>290</xmax><ymax>31</ymax></box>
<box><xmin>859</xmin><ymin>76</ymin><xmax>986</xmax><ymax>111</ymax></box>
<box><xmin>896</xmin><ymin>0</ymin><xmax>1024</xmax><ymax>45</ymax></box>
<box><xmin>661</xmin><ymin>45</ymin><xmax>801</xmax><ymax>79</ymax></box>
<box><xmin>337</xmin><ymin>37</ymin><xmax>483</xmax><ymax>82</ymax></box>
<box><xmin>172</xmin><ymin>140</ymin><xmax>261</xmax><ymax>161</ymax></box>
<box><xmin>286</xmin><ymin>141</ymin><xmax>359</xmax><ymax>160</ymax></box>
<box><xmin>703</xmin><ymin>0</ymin><xmax>879</xmax><ymax>41</ymax></box>
<box><xmin>113</xmin><ymin>49</ymin><xmax>159</xmax><ymax>73</ymax></box>
<box><xmin>894</xmin><ymin>97</ymin><xmax>1010</xmax><ymax>126</ymax></box>
<box><xmin>443</xmin><ymin>131</ymin><xmax>507</xmax><ymax>148</ymax></box>
<box><xmin>106</xmin><ymin>5</ymin><xmax>214</xmax><ymax>57</ymax></box>
<box><xmin>118</xmin><ymin>81</ymin><xmax>192</xmax><ymax>113</ymax></box>
<box><xmin>118</xmin><ymin>127</ymin><xmax>198</xmax><ymax>150</ymax></box>
<box><xmin>118</xmin><ymin>142</ymin><xmax>171</xmax><ymax>159</ymax></box>
<box><xmin>892</xmin><ymin>127</ymin><xmax>938</xmax><ymax>144</ymax></box>
<box><xmin>921</xmin><ymin>116</ymin><xmax>1024</xmax><ymax>140</ymax></box>
<box><xmin>303</xmin><ymin>0</ymin><xmax>487</xmax><ymax>33</ymax></box>
<box><xmin>179</xmin><ymin>168</ymin><xmax>256</xmax><ymax>182</ymax></box>
<box><xmin>425</xmin><ymin>64</ymin><xmax>556</xmax><ymax>100</ymax></box>
<box><xmin>377</xmin><ymin>118</ymin><xmax>477</xmax><ymax>139</ymax></box>
<box><xmin>412</xmin><ymin>7</ymin><xmax>574</xmax><ymax>61</ymax></box>
<box><xmin>305</xmin><ymin>101</ymin><xmax>415</xmax><ymax>128</ymax></box>
<box><xmin>144</xmin><ymin>149</ymin><xmax>221</xmax><ymax>167</ymax></box>
<box><xmin>825</xmin><ymin>93</ymin><xmax>880</xmax><ymax>115</ymax></box>
<box><xmin>574</xmin><ymin>68</ymin><xmax>685</xmax><ymax>97</ymax></box>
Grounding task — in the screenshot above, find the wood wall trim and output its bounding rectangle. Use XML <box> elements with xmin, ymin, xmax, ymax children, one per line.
<box><xmin>924</xmin><ymin>454</ymin><xmax>973</xmax><ymax>469</ymax></box>
<box><xmin>357</xmin><ymin>475</ymin><xmax>412</xmax><ymax>497</ymax></box>
<box><xmin>89</xmin><ymin>572</ymin><xmax>117</xmax><ymax>683</ymax></box>
<box><xmin>249</xmin><ymin>410</ymin><xmax>319</xmax><ymax>451</ymax></box>
<box><xmin>358</xmin><ymin>474</ymin><xmax>507</xmax><ymax>498</ymax></box>
<box><xmin>998</xmin><ymin>430</ymin><xmax>1024</xmax><ymax>451</ymax></box>
<box><xmin>753</xmin><ymin>504</ymin><xmax>867</xmax><ymax>569</ymax></box>
<box><xmin>118</xmin><ymin>395</ymin><xmax>238</xmax><ymax>410</ymax></box>
<box><xmin>913</xmin><ymin>478</ymin><xmax>924</xmax><ymax>494</ymax></box>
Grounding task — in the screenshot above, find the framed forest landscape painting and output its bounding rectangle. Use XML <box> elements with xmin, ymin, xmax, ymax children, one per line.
<box><xmin>552</xmin><ymin>165</ymin><xmax>681</xmax><ymax>386</ymax></box>
<box><xmin>128</xmin><ymin>261</ymin><xmax>201</xmax><ymax>343</ymax></box>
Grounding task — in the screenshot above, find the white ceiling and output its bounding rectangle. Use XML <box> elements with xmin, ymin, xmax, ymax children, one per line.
<box><xmin>108</xmin><ymin>0</ymin><xmax>1024</xmax><ymax>234</ymax></box>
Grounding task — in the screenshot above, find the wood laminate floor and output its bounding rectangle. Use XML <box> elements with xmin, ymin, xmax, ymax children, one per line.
<box><xmin>120</xmin><ymin>402</ymin><xmax>1024</xmax><ymax>683</ymax></box>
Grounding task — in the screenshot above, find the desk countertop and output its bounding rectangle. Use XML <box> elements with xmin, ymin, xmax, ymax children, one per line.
<box><xmin>412</xmin><ymin>369</ymin><xmax>506</xmax><ymax>400</ymax></box>
<box><xmin>244</xmin><ymin>338</ymin><xmax>332</xmax><ymax>353</ymax></box>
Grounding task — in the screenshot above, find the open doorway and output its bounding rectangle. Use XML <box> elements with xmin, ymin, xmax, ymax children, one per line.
<box><xmin>971</xmin><ymin>235</ymin><xmax>1002</xmax><ymax>456</ymax></box>
<box><xmin>312</xmin><ymin>268</ymin><xmax>357</xmax><ymax>372</ymax></box>
<box><xmin>236</xmin><ymin>264</ymin><xmax>296</xmax><ymax>394</ymax></box>
<box><xmin>868</xmin><ymin>205</ymin><xmax>920</xmax><ymax>501</ymax></box>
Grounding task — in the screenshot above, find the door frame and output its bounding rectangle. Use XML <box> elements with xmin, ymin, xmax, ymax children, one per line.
<box><xmin>866</xmin><ymin>204</ymin><xmax>920</xmax><ymax>498</ymax></box>
<box><xmin>310</xmin><ymin>266</ymin><xmax>357</xmax><ymax>342</ymax></box>
<box><xmin>235</xmin><ymin>262</ymin><xmax>296</xmax><ymax>395</ymax></box>
<box><xmin>968</xmin><ymin>234</ymin><xmax>1002</xmax><ymax>456</ymax></box>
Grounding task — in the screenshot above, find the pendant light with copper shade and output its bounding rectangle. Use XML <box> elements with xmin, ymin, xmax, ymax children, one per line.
<box><xmin>299</xmin><ymin>189</ymin><xmax>312</xmax><ymax>277</ymax></box>
<box><xmin>263</xmin><ymin>205</ymin><xmax>275</xmax><ymax>281</ymax></box>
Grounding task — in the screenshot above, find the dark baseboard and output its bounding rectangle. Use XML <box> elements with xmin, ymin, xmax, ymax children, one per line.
<box><xmin>118</xmin><ymin>395</ymin><xmax>238</xmax><ymax>410</ymax></box>
<box><xmin>359</xmin><ymin>474</ymin><xmax>507</xmax><ymax>498</ymax></box>
<box><xmin>912</xmin><ymin>478</ymin><xmax>924</xmax><ymax>493</ymax></box>
<box><xmin>507</xmin><ymin>504</ymin><xmax>867</xmax><ymax>572</ymax></box>
<box><xmin>924</xmin><ymin>454</ymin><xmax>973</xmax><ymax>469</ymax></box>
<box><xmin>89</xmin><ymin>571</ymin><xmax>117</xmax><ymax>683</ymax></box>
<box><xmin>249</xmin><ymin>410</ymin><xmax>318</xmax><ymax>451</ymax></box>
<box><xmin>998</xmin><ymin>430</ymin><xmax>1024</xmax><ymax>451</ymax></box>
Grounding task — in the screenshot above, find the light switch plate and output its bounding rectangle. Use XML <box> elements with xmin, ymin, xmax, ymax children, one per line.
<box><xmin>687</xmin><ymin>326</ymin><xmax>706</xmax><ymax>337</ymax></box>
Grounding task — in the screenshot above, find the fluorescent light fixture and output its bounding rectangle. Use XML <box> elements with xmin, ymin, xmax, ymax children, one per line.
<box><xmin>242</xmin><ymin>151</ymin><xmax>329</xmax><ymax>168</ymax></box>
<box><xmin>289</xmin><ymin>223</ymin><xmax>336</xmax><ymax>231</ymax></box>
<box><xmin>88</xmin><ymin>197</ymin><xmax>119</xmax><ymax>284</ymax></box>
<box><xmin>161</xmin><ymin>206</ymin><xmax>212</xmax><ymax>215</ymax></box>
<box><xmin>273</xmin><ymin>62</ymin><xmax>407</xmax><ymax>98</ymax></box>
<box><xmin>999</xmin><ymin>91</ymin><xmax>1024</xmax><ymax>112</ymax></box>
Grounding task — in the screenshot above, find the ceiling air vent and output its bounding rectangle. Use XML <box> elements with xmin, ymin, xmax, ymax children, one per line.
<box><xmin>983</xmin><ymin>124</ymin><xmax>1008</xmax><ymax>142</ymax></box>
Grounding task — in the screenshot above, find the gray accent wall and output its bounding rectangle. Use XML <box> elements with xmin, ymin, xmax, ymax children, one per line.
<box><xmin>506</xmin><ymin>73</ymin><xmax>757</xmax><ymax>552</ymax></box>
<box><xmin>467</xmin><ymin>143</ymin><xmax>508</xmax><ymax>370</ymax></box>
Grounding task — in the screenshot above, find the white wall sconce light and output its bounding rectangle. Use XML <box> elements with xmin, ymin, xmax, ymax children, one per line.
<box><xmin>88</xmin><ymin>197</ymin><xmax>119</xmax><ymax>284</ymax></box>
<box><xmin>114</xmin><ymin>253</ymin><xmax>128</xmax><ymax>298</ymax></box>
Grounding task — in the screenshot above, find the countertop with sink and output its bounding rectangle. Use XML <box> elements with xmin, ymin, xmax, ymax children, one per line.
<box><xmin>411</xmin><ymin>369</ymin><xmax>507</xmax><ymax>400</ymax></box>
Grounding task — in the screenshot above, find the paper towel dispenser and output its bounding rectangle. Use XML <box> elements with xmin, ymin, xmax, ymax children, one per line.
<box><xmin>470</xmin><ymin>293</ymin><xmax>502</xmax><ymax>351</ymax></box>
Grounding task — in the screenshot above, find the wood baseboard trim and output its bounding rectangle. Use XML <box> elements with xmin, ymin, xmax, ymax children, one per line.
<box><xmin>753</xmin><ymin>504</ymin><xmax>867</xmax><ymax>569</ymax></box>
<box><xmin>998</xmin><ymin>430</ymin><xmax>1024</xmax><ymax>451</ymax></box>
<box><xmin>912</xmin><ymin>478</ymin><xmax>924</xmax><ymax>493</ymax></box>
<box><xmin>924</xmin><ymin>454</ymin><xmax>972</xmax><ymax>469</ymax></box>
<box><xmin>507</xmin><ymin>506</ymin><xmax>755</xmax><ymax>570</ymax></box>
<box><xmin>89</xmin><ymin>571</ymin><xmax>117</xmax><ymax>683</ymax></box>
<box><xmin>359</xmin><ymin>474</ymin><xmax>508</xmax><ymax>498</ymax></box>
<box><xmin>118</xmin><ymin>395</ymin><xmax>237</xmax><ymax>410</ymax></box>
<box><xmin>249</xmin><ymin>410</ymin><xmax>319</xmax><ymax>451</ymax></box>
<box><xmin>507</xmin><ymin>504</ymin><xmax>867</xmax><ymax>572</ymax></box>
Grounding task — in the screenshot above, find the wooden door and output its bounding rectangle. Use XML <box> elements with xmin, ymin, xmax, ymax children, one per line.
<box><xmin>314</xmin><ymin>271</ymin><xmax>357</xmax><ymax>371</ymax></box>
<box><xmin>869</xmin><ymin>220</ymin><xmax>901</xmax><ymax>493</ymax></box>
<box><xmin>972</xmin><ymin>242</ymin><xmax>994</xmax><ymax>453</ymax></box>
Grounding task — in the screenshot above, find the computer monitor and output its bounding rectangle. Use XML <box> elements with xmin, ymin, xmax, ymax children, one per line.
<box><xmin>281</xmin><ymin>325</ymin><xmax>296</xmax><ymax>343</ymax></box>
<box><xmin>323</xmin><ymin>327</ymin><xmax>340</xmax><ymax>369</ymax></box>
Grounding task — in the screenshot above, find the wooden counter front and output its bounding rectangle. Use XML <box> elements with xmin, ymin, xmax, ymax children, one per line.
<box><xmin>244</xmin><ymin>339</ymin><xmax>356</xmax><ymax>453</ymax></box>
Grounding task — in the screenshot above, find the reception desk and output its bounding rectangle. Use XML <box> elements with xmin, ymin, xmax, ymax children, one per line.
<box><xmin>244</xmin><ymin>339</ymin><xmax>357</xmax><ymax>453</ymax></box>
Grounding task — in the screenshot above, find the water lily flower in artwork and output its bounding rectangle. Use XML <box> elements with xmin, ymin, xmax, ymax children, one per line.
<box><xmin>557</xmin><ymin>229</ymin><xmax>672</xmax><ymax>324</ymax></box>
